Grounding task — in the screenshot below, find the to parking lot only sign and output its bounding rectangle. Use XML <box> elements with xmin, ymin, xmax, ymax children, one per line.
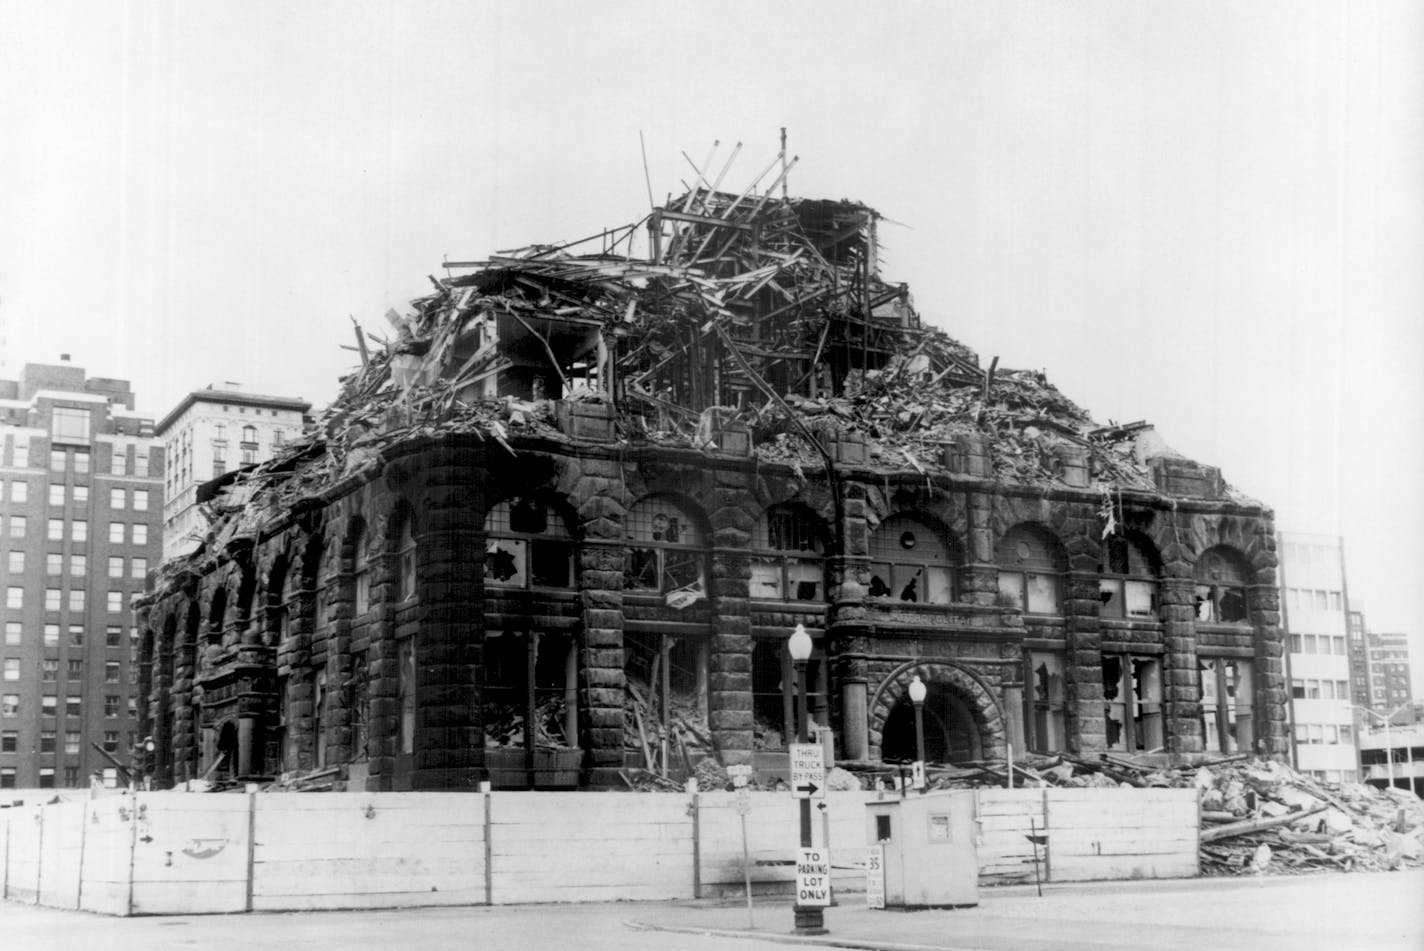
<box><xmin>797</xmin><ymin>847</ymin><xmax>832</xmax><ymax>906</ymax></box>
<box><xmin>789</xmin><ymin>743</ymin><xmax>825</xmax><ymax>799</ymax></box>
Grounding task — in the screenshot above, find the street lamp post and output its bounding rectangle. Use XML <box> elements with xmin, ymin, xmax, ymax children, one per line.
<box><xmin>787</xmin><ymin>623</ymin><xmax>825</xmax><ymax>936</ymax></box>
<box><xmin>908</xmin><ymin>674</ymin><xmax>927</xmax><ymax>767</ymax></box>
<box><xmin>1353</xmin><ymin>705</ymin><xmax>1410</xmax><ymax>790</ymax></box>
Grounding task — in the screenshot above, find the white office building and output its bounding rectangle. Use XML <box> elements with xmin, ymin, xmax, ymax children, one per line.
<box><xmin>1278</xmin><ymin>531</ymin><xmax>1358</xmax><ymax>782</ymax></box>
<box><xmin>156</xmin><ymin>384</ymin><xmax>309</xmax><ymax>561</ymax></box>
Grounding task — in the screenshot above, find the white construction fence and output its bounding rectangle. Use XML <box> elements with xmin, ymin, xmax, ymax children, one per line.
<box><xmin>0</xmin><ymin>786</ymin><xmax>1198</xmax><ymax>915</ymax></box>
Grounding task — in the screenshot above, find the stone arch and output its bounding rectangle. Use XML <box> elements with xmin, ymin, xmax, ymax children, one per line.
<box><xmin>867</xmin><ymin>661</ymin><xmax>1006</xmax><ymax>763</ymax></box>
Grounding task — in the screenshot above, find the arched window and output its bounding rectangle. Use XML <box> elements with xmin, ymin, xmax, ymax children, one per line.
<box><xmin>313</xmin><ymin>538</ymin><xmax>334</xmax><ymax>632</ymax></box>
<box><xmin>1098</xmin><ymin>533</ymin><xmax>1160</xmax><ymax>619</ymax></box>
<box><xmin>352</xmin><ymin>524</ymin><xmax>370</xmax><ymax>616</ymax></box>
<box><xmin>750</xmin><ymin>505</ymin><xmax>826</xmax><ymax>601</ymax></box>
<box><xmin>241</xmin><ymin>425</ymin><xmax>257</xmax><ymax>444</ymax></box>
<box><xmin>868</xmin><ymin>515</ymin><xmax>955</xmax><ymax>604</ymax></box>
<box><xmin>207</xmin><ymin>587</ymin><xmax>227</xmax><ymax>644</ymax></box>
<box><xmin>395</xmin><ymin>512</ymin><xmax>417</xmax><ymax>601</ymax></box>
<box><xmin>484</xmin><ymin>496</ymin><xmax>574</xmax><ymax>589</ymax></box>
<box><xmin>996</xmin><ymin>525</ymin><xmax>1065</xmax><ymax>614</ymax></box>
<box><xmin>265</xmin><ymin>557</ymin><xmax>289</xmax><ymax>647</ymax></box>
<box><xmin>1195</xmin><ymin>546</ymin><xmax>1251</xmax><ymax>623</ymax></box>
<box><xmin>623</xmin><ymin>497</ymin><xmax>705</xmax><ymax>598</ymax></box>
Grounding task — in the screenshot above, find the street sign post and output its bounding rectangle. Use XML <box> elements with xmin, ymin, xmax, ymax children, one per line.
<box><xmin>910</xmin><ymin>760</ymin><xmax>926</xmax><ymax>791</ymax></box>
<box><xmin>865</xmin><ymin>845</ymin><xmax>886</xmax><ymax>909</ymax></box>
<box><xmin>789</xmin><ymin>743</ymin><xmax>825</xmax><ymax>799</ymax></box>
<box><xmin>797</xmin><ymin>847</ymin><xmax>832</xmax><ymax>907</ymax></box>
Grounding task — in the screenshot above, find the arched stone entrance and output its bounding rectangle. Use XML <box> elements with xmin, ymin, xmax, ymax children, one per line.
<box><xmin>868</xmin><ymin>662</ymin><xmax>1005</xmax><ymax>764</ymax></box>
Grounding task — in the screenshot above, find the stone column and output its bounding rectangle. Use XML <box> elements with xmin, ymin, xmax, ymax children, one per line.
<box><xmin>708</xmin><ymin>475</ymin><xmax>753</xmax><ymax>766</ymax></box>
<box><xmin>363</xmin><ymin>550</ymin><xmax>397</xmax><ymax>791</ymax></box>
<box><xmin>324</xmin><ymin>549</ymin><xmax>355</xmax><ymax>767</ymax></box>
<box><xmin>1249</xmin><ymin>580</ymin><xmax>1289</xmax><ymax>757</ymax></box>
<box><xmin>1161</xmin><ymin>577</ymin><xmax>1203</xmax><ymax>757</ymax></box>
<box><xmin>1063</xmin><ymin>570</ymin><xmax>1106</xmax><ymax>754</ymax></box>
<box><xmin>829</xmin><ymin>494</ymin><xmax>871</xmax><ymax>761</ymax></box>
<box><xmin>410</xmin><ymin>447</ymin><xmax>484</xmax><ymax>789</ymax></box>
<box><xmin>573</xmin><ymin>458</ymin><xmax>629</xmax><ymax>788</ymax></box>
<box><xmin>961</xmin><ymin>489</ymin><xmax>999</xmax><ymax>608</ymax></box>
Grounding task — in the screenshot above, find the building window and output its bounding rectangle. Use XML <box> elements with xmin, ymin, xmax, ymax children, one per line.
<box><xmin>398</xmin><ymin>637</ymin><xmax>416</xmax><ymax>755</ymax></box>
<box><xmin>72</xmin><ymin>520</ymin><xmax>87</xmax><ymax>542</ymax></box>
<box><xmin>1200</xmin><ymin>658</ymin><xmax>1254</xmax><ymax>754</ymax></box>
<box><xmin>74</xmin><ymin>451</ymin><xmax>90</xmax><ymax>474</ymax></box>
<box><xmin>38</xmin><ymin>767</ymin><xmax>54</xmax><ymax>788</ymax></box>
<box><xmin>64</xmin><ymin>731</ymin><xmax>80</xmax><ymax>754</ymax></box>
<box><xmin>42</xmin><ymin>659</ymin><xmax>58</xmax><ymax>681</ymax></box>
<box><xmin>0</xmin><ymin>730</ymin><xmax>14</xmax><ymax>752</ymax></box>
<box><xmin>105</xmin><ymin>625</ymin><xmax>122</xmax><ymax>648</ymax></box>
<box><xmin>12</xmin><ymin>551</ymin><xmax>28</xmax><ymax>573</ymax></box>
<box><xmin>133</xmin><ymin>490</ymin><xmax>148</xmax><ymax>512</ymax></box>
<box><xmin>241</xmin><ymin>448</ymin><xmax>256</xmax><ymax>465</ymax></box>
<box><xmin>65</xmin><ymin>695</ymin><xmax>80</xmax><ymax>716</ymax></box>
<box><xmin>748</xmin><ymin>505</ymin><xmax>827</xmax><ymax>601</ymax></box>
<box><xmin>12</xmin><ymin>441</ymin><xmax>27</xmax><ymax>468</ymax></box>
<box><xmin>105</xmin><ymin>662</ymin><xmax>120</xmax><ymax>683</ymax></box>
<box><xmin>107</xmin><ymin>591</ymin><xmax>124</xmax><ymax>613</ymax></box>
<box><xmin>132</xmin><ymin>525</ymin><xmax>147</xmax><ymax>545</ymax></box>
<box><xmin>49</xmin><ymin>484</ymin><xmax>66</xmax><ymax>506</ymax></box>
<box><xmin>70</xmin><ymin>554</ymin><xmax>85</xmax><ymax>577</ymax></box>
<box><xmin>109</xmin><ymin>523</ymin><xmax>124</xmax><ymax>544</ymax></box>
<box><xmin>3</xmin><ymin>622</ymin><xmax>19</xmax><ymax>645</ymax></box>
<box><xmin>103</xmin><ymin>731</ymin><xmax>119</xmax><ymax>753</ymax></box>
<box><xmin>69</xmin><ymin>589</ymin><xmax>84</xmax><ymax>611</ymax></box>
<box><xmin>108</xmin><ymin>556</ymin><xmax>124</xmax><ymax>578</ymax></box>
<box><xmin>623</xmin><ymin>497</ymin><xmax>705</xmax><ymax>599</ymax></box>
<box><xmin>7</xmin><ymin>515</ymin><xmax>24</xmax><ymax>538</ymax></box>
<box><xmin>43</xmin><ymin>624</ymin><xmax>58</xmax><ymax>646</ymax></box>
<box><xmin>131</xmin><ymin>557</ymin><xmax>147</xmax><ymax>580</ymax></box>
<box><xmin>42</xmin><ymin>552</ymin><xmax>61</xmax><ymax>575</ymax></box>
<box><xmin>68</xmin><ymin>625</ymin><xmax>83</xmax><ymax>646</ymax></box>
<box><xmin>396</xmin><ymin>516</ymin><xmax>417</xmax><ymax>601</ymax></box>
<box><xmin>1025</xmin><ymin>652</ymin><xmax>1067</xmax><ymax>752</ymax></box>
<box><xmin>51</xmin><ymin>406</ymin><xmax>91</xmax><ymax>444</ymax></box>
<box><xmin>104</xmin><ymin>695</ymin><xmax>118</xmax><ymax>717</ymax></box>
<box><xmin>40</xmin><ymin>730</ymin><xmax>55</xmax><ymax>752</ymax></box>
<box><xmin>1</xmin><ymin>695</ymin><xmax>18</xmax><ymax>715</ymax></box>
<box><xmin>136</xmin><ymin>450</ymin><xmax>149</xmax><ymax>476</ymax></box>
<box><xmin>1194</xmin><ymin>546</ymin><xmax>1250</xmax><ymax>623</ymax></box>
<box><xmin>997</xmin><ymin>525</ymin><xmax>1066</xmax><ymax>614</ymax></box>
<box><xmin>9</xmin><ymin>481</ymin><xmax>27</xmax><ymax>503</ymax></box>
<box><xmin>352</xmin><ymin>532</ymin><xmax>370</xmax><ymax>616</ymax></box>
<box><xmin>45</xmin><ymin>588</ymin><xmax>61</xmax><ymax>610</ymax></box>
<box><xmin>1103</xmin><ymin>655</ymin><xmax>1163</xmax><ymax>752</ymax></box>
<box><xmin>484</xmin><ymin>497</ymin><xmax>575</xmax><ymax>591</ymax></box>
<box><xmin>4</xmin><ymin>587</ymin><xmax>20</xmax><ymax>609</ymax></box>
<box><xmin>111</xmin><ymin>488</ymin><xmax>126</xmax><ymax>510</ymax></box>
<box><xmin>749</xmin><ymin>635</ymin><xmax>827</xmax><ymax>750</ymax></box>
<box><xmin>1098</xmin><ymin>534</ymin><xmax>1160</xmax><ymax>619</ymax></box>
<box><xmin>50</xmin><ymin>450</ymin><xmax>66</xmax><ymax>472</ymax></box>
<box><xmin>48</xmin><ymin>518</ymin><xmax>64</xmax><ymax>541</ymax></box>
<box><xmin>0</xmin><ymin>767</ymin><xmax>14</xmax><ymax>788</ymax></box>
<box><xmin>111</xmin><ymin>449</ymin><xmax>127</xmax><ymax>476</ymax></box>
<box><xmin>4</xmin><ymin>658</ymin><xmax>22</xmax><ymax>680</ymax></box>
<box><xmin>868</xmin><ymin>514</ymin><xmax>956</xmax><ymax>604</ymax></box>
<box><xmin>241</xmin><ymin>425</ymin><xmax>257</xmax><ymax>444</ymax></box>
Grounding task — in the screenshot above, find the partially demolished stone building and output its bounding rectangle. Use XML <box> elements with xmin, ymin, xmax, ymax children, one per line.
<box><xmin>135</xmin><ymin>155</ymin><xmax>1285</xmax><ymax>790</ymax></box>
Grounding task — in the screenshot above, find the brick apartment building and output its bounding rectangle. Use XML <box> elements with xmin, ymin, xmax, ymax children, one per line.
<box><xmin>0</xmin><ymin>359</ymin><xmax>163</xmax><ymax>789</ymax></box>
<box><xmin>134</xmin><ymin>175</ymin><xmax>1288</xmax><ymax>791</ymax></box>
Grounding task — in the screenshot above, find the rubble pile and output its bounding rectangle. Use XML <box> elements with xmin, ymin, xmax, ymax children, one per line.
<box><xmin>150</xmin><ymin>144</ymin><xmax>1256</xmax><ymax>587</ymax></box>
<box><xmin>856</xmin><ymin>752</ymin><xmax>1422</xmax><ymax>876</ymax></box>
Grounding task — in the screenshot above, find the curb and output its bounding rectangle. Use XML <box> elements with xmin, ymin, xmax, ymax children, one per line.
<box><xmin>624</xmin><ymin>917</ymin><xmax>996</xmax><ymax>951</ymax></box>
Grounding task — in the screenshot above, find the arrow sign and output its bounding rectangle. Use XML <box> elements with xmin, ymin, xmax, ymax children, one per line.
<box><xmin>789</xmin><ymin>743</ymin><xmax>826</xmax><ymax>799</ymax></box>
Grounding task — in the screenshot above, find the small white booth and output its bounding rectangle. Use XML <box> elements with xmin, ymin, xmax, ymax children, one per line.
<box><xmin>865</xmin><ymin>790</ymin><xmax>979</xmax><ymax>908</ymax></box>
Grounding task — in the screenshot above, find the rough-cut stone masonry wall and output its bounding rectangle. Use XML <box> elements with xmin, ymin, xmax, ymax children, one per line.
<box><xmin>137</xmin><ymin>436</ymin><xmax>1283</xmax><ymax>789</ymax></box>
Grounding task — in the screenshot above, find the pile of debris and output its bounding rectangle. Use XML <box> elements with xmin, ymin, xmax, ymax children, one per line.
<box><xmin>848</xmin><ymin>752</ymin><xmax>1423</xmax><ymax>876</ymax></box>
<box><xmin>146</xmin><ymin>143</ymin><xmax>1256</xmax><ymax>591</ymax></box>
<box><xmin>622</xmin><ymin>677</ymin><xmax>713</xmax><ymax>781</ymax></box>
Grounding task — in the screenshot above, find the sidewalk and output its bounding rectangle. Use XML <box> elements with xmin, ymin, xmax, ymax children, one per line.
<box><xmin>628</xmin><ymin>870</ymin><xmax>1424</xmax><ymax>951</ymax></box>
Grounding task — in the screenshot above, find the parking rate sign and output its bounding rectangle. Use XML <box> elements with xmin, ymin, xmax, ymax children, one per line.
<box><xmin>797</xmin><ymin>847</ymin><xmax>832</xmax><ymax>906</ymax></box>
<box><xmin>788</xmin><ymin>743</ymin><xmax>825</xmax><ymax>799</ymax></box>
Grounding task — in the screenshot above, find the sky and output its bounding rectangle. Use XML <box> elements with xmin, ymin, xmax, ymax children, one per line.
<box><xmin>1</xmin><ymin>1</ymin><xmax>1421</xmax><ymax>687</ymax></box>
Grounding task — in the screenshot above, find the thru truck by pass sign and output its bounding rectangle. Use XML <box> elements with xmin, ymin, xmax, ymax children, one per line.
<box><xmin>788</xmin><ymin>743</ymin><xmax>825</xmax><ymax>799</ymax></box>
<box><xmin>797</xmin><ymin>847</ymin><xmax>832</xmax><ymax>906</ymax></box>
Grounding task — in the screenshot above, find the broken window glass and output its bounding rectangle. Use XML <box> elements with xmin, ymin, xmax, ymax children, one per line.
<box><xmin>623</xmin><ymin>496</ymin><xmax>705</xmax><ymax>597</ymax></box>
<box><xmin>751</xmin><ymin>505</ymin><xmax>826</xmax><ymax>602</ymax></box>
<box><xmin>1098</xmin><ymin>534</ymin><xmax>1160</xmax><ymax>619</ymax></box>
<box><xmin>869</xmin><ymin>515</ymin><xmax>956</xmax><ymax>605</ymax></box>
<box><xmin>1027</xmin><ymin>651</ymin><xmax>1066</xmax><ymax>752</ymax></box>
<box><xmin>997</xmin><ymin>525</ymin><xmax>1063</xmax><ymax>614</ymax></box>
<box><xmin>1194</xmin><ymin>547</ymin><xmax>1251</xmax><ymax>623</ymax></box>
<box><xmin>485</xmin><ymin>497</ymin><xmax>574</xmax><ymax>590</ymax></box>
<box><xmin>1103</xmin><ymin>654</ymin><xmax>1163</xmax><ymax>752</ymax></box>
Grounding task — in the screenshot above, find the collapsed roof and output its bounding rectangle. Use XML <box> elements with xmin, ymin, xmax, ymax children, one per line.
<box><xmin>166</xmin><ymin>145</ymin><xmax>1254</xmax><ymax>576</ymax></box>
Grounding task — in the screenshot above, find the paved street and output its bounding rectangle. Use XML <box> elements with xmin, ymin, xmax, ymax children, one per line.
<box><xmin>2</xmin><ymin>870</ymin><xmax>1420</xmax><ymax>951</ymax></box>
